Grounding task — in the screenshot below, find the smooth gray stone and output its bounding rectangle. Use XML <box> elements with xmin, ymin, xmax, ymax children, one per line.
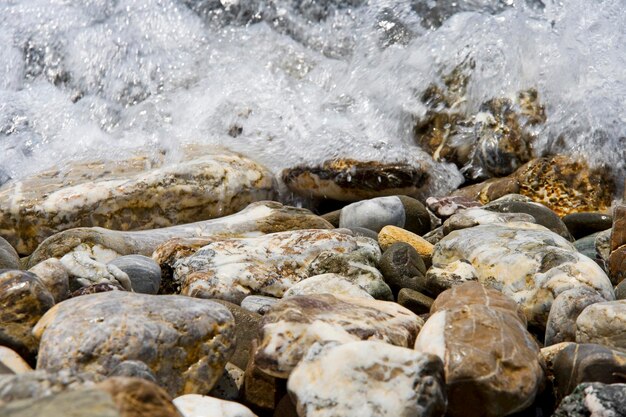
<box><xmin>574</xmin><ymin>232</ymin><xmax>603</xmax><ymax>262</ymax></box>
<box><xmin>563</xmin><ymin>212</ymin><xmax>613</xmax><ymax>240</ymax></box>
<box><xmin>108</xmin><ymin>255</ymin><xmax>161</xmax><ymax>295</ymax></box>
<box><xmin>339</xmin><ymin>196</ymin><xmax>405</xmax><ymax>233</ymax></box>
<box><xmin>545</xmin><ymin>287</ymin><xmax>605</xmax><ymax>346</ymax></box>
<box><xmin>0</xmin><ymin>237</ymin><xmax>20</xmax><ymax>270</ymax></box>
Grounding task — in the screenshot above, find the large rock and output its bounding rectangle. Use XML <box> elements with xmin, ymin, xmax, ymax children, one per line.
<box><xmin>33</xmin><ymin>292</ymin><xmax>236</xmax><ymax>397</ymax></box>
<box><xmin>553</xmin><ymin>382</ymin><xmax>626</xmax><ymax>417</ymax></box>
<box><xmin>28</xmin><ymin>201</ymin><xmax>332</xmax><ymax>268</ymax></box>
<box><xmin>0</xmin><ymin>153</ymin><xmax>276</xmax><ymax>255</ymax></box>
<box><xmin>415</xmin><ymin>283</ymin><xmax>544</xmax><ymax>417</ymax></box>
<box><xmin>545</xmin><ymin>287</ymin><xmax>605</xmax><ymax>346</ymax></box>
<box><xmin>172</xmin><ymin>229</ymin><xmax>390</xmax><ymax>303</ymax></box>
<box><xmin>433</xmin><ymin>222</ymin><xmax>614</xmax><ymax>328</ymax></box>
<box><xmin>576</xmin><ymin>300</ymin><xmax>626</xmax><ymax>350</ymax></box>
<box><xmin>288</xmin><ymin>341</ymin><xmax>446</xmax><ymax>417</ymax></box>
<box><xmin>0</xmin><ymin>237</ymin><xmax>20</xmax><ymax>270</ymax></box>
<box><xmin>173</xmin><ymin>394</ymin><xmax>257</xmax><ymax>417</ymax></box>
<box><xmin>254</xmin><ymin>294</ymin><xmax>423</xmax><ymax>378</ymax></box>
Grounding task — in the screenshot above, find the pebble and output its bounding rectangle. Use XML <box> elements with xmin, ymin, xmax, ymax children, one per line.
<box><xmin>425</xmin><ymin>195</ymin><xmax>482</xmax><ymax>219</ymax></box>
<box><xmin>0</xmin><ymin>347</ymin><xmax>32</xmax><ymax>375</ymax></box>
<box><xmin>28</xmin><ymin>258</ymin><xmax>70</xmax><ymax>303</ymax></box>
<box><xmin>423</xmin><ymin>259</ymin><xmax>479</xmax><ymax>297</ymax></box>
<box><xmin>397</xmin><ymin>195</ymin><xmax>432</xmax><ymax>235</ymax></box>
<box><xmin>378</xmin><ymin>225</ymin><xmax>434</xmax><ymax>257</ymax></box>
<box><xmin>378</xmin><ymin>242</ymin><xmax>427</xmax><ymax>296</ymax></box>
<box><xmin>545</xmin><ymin>287</ymin><xmax>605</xmax><ymax>346</ymax></box>
<box><xmin>283</xmin><ymin>274</ymin><xmax>374</xmax><ymax>299</ymax></box>
<box><xmin>576</xmin><ymin>300</ymin><xmax>626</xmax><ymax>351</ymax></box>
<box><xmin>397</xmin><ymin>288</ymin><xmax>434</xmax><ymax>315</ymax></box>
<box><xmin>442</xmin><ymin>207</ymin><xmax>535</xmax><ymax>236</ymax></box>
<box><xmin>553</xmin><ymin>382</ymin><xmax>626</xmax><ymax>417</ymax></box>
<box><xmin>562</xmin><ymin>212</ymin><xmax>613</xmax><ymax>240</ymax></box>
<box><xmin>240</xmin><ymin>295</ymin><xmax>279</xmax><ymax>315</ymax></box>
<box><xmin>174</xmin><ymin>394</ymin><xmax>257</xmax><ymax>417</ymax></box>
<box><xmin>0</xmin><ymin>237</ymin><xmax>20</xmax><ymax>270</ymax></box>
<box><xmin>108</xmin><ymin>255</ymin><xmax>161</xmax><ymax>294</ymax></box>
<box><xmin>338</xmin><ymin>196</ymin><xmax>406</xmax><ymax>232</ymax></box>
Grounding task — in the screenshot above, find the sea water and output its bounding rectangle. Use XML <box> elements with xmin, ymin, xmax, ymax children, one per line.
<box><xmin>0</xmin><ymin>0</ymin><xmax>624</xmax><ymax>199</ymax></box>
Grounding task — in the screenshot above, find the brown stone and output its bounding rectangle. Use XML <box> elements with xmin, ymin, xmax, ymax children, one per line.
<box><xmin>243</xmin><ymin>340</ymin><xmax>285</xmax><ymax>412</ymax></box>
<box><xmin>378</xmin><ymin>225</ymin><xmax>434</xmax><ymax>257</ymax></box>
<box><xmin>211</xmin><ymin>300</ymin><xmax>262</xmax><ymax>370</ymax></box>
<box><xmin>611</xmin><ymin>205</ymin><xmax>626</xmax><ymax>251</ymax></box>
<box><xmin>397</xmin><ymin>288</ymin><xmax>434</xmax><ymax>315</ymax></box>
<box><xmin>608</xmin><ymin>245</ymin><xmax>626</xmax><ymax>285</ymax></box>
<box><xmin>96</xmin><ymin>377</ymin><xmax>183</xmax><ymax>417</ymax></box>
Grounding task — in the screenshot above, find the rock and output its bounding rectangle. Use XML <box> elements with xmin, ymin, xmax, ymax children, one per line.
<box><xmin>611</xmin><ymin>204</ymin><xmax>626</xmax><ymax>251</ymax></box>
<box><xmin>397</xmin><ymin>195</ymin><xmax>432</xmax><ymax>235</ymax></box>
<box><xmin>0</xmin><ymin>153</ymin><xmax>276</xmax><ymax>255</ymax></box>
<box><xmin>0</xmin><ymin>237</ymin><xmax>20</xmax><ymax>270</ymax></box>
<box><xmin>576</xmin><ymin>300</ymin><xmax>626</xmax><ymax>350</ymax></box>
<box><xmin>0</xmin><ymin>270</ymin><xmax>55</xmax><ymax>358</ymax></box>
<box><xmin>0</xmin><ymin>347</ymin><xmax>32</xmax><ymax>375</ymax></box>
<box><xmin>28</xmin><ymin>258</ymin><xmax>70</xmax><ymax>303</ymax></box>
<box><xmin>96</xmin><ymin>377</ymin><xmax>183</xmax><ymax>417</ymax></box>
<box><xmin>273</xmin><ymin>395</ymin><xmax>298</xmax><ymax>417</ymax></box>
<box><xmin>254</xmin><ymin>294</ymin><xmax>424</xmax><ymax>378</ymax></box>
<box><xmin>0</xmin><ymin>388</ymin><xmax>122</xmax><ymax>417</ymax></box>
<box><xmin>346</xmin><ymin>226</ymin><xmax>378</xmax><ymax>241</ymax></box>
<box><xmin>338</xmin><ymin>196</ymin><xmax>406</xmax><ymax>233</ymax></box>
<box><xmin>320</xmin><ymin>210</ymin><xmax>340</xmax><ymax>227</ymax></box>
<box><xmin>173</xmin><ymin>229</ymin><xmax>391</xmax><ymax>303</ymax></box>
<box><xmin>283</xmin><ymin>274</ymin><xmax>374</xmax><ymax>299</ymax></box>
<box><xmin>378</xmin><ymin>242</ymin><xmax>427</xmax><ymax>296</ymax></box>
<box><xmin>596</xmin><ymin>229</ymin><xmax>612</xmax><ymax>270</ymax></box>
<box><xmin>0</xmin><ymin>370</ymin><xmax>97</xmax><ymax>404</ymax></box>
<box><xmin>397</xmin><ymin>288</ymin><xmax>434</xmax><ymax>315</ymax></box>
<box><xmin>573</xmin><ymin>231</ymin><xmax>603</xmax><ymax>263</ymax></box>
<box><xmin>60</xmin><ymin>244</ymin><xmax>132</xmax><ymax>291</ymax></box>
<box><xmin>174</xmin><ymin>394</ymin><xmax>257</xmax><ymax>417</ymax></box>
<box><xmin>609</xmin><ymin>245</ymin><xmax>626</xmax><ymax>285</ymax></box>
<box><xmin>281</xmin><ymin>159</ymin><xmax>429</xmax><ymax>202</ymax></box>
<box><xmin>108</xmin><ymin>361</ymin><xmax>157</xmax><ymax>383</ymax></box>
<box><xmin>240</xmin><ymin>296</ymin><xmax>279</xmax><ymax>315</ymax></box>
<box><xmin>442</xmin><ymin>207</ymin><xmax>535</xmax><ymax>236</ymax></box>
<box><xmin>616</xmin><ymin>280</ymin><xmax>626</xmax><ymax>300</ymax></box>
<box><xmin>211</xmin><ymin>300</ymin><xmax>261</xmax><ymax>371</ymax></box>
<box><xmin>563</xmin><ymin>212</ymin><xmax>613</xmax><ymax>240</ymax></box>
<box><xmin>545</xmin><ymin>287</ymin><xmax>605</xmax><ymax>346</ymax></box>
<box><xmin>288</xmin><ymin>341</ymin><xmax>446</xmax><ymax>417</ymax></box>
<box><xmin>243</xmin><ymin>340</ymin><xmax>285</xmax><ymax>412</ymax></box>
<box><xmin>415</xmin><ymin>283</ymin><xmax>543</xmax><ymax>417</ymax></box>
<box><xmin>552</xmin><ymin>343</ymin><xmax>626</xmax><ymax>399</ymax></box>
<box><xmin>378</xmin><ymin>225</ymin><xmax>434</xmax><ymax>257</ymax></box>
<box><xmin>433</xmin><ymin>222</ymin><xmax>614</xmax><ymax>328</ymax></box>
<box><xmin>33</xmin><ymin>292</ymin><xmax>236</xmax><ymax>397</ymax></box>
<box><xmin>108</xmin><ymin>255</ymin><xmax>161</xmax><ymax>294</ymax></box>
<box><xmin>423</xmin><ymin>226</ymin><xmax>445</xmax><ymax>245</ymax></box>
<box><xmin>426</xmin><ymin>195</ymin><xmax>482</xmax><ymax>219</ymax></box>
<box><xmin>70</xmin><ymin>282</ymin><xmax>124</xmax><ymax>297</ymax></box>
<box><xmin>423</xmin><ymin>260</ymin><xmax>479</xmax><ymax>297</ymax></box>
<box><xmin>28</xmin><ymin>201</ymin><xmax>332</xmax><ymax>268</ymax></box>
<box><xmin>209</xmin><ymin>363</ymin><xmax>244</xmax><ymax>401</ymax></box>
<box><xmin>553</xmin><ymin>382</ymin><xmax>626</xmax><ymax>417</ymax></box>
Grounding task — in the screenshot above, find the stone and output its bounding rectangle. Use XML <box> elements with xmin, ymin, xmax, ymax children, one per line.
<box><xmin>70</xmin><ymin>282</ymin><xmax>124</xmax><ymax>297</ymax></box>
<box><xmin>545</xmin><ymin>287</ymin><xmax>606</xmax><ymax>346</ymax></box>
<box><xmin>33</xmin><ymin>292</ymin><xmax>236</xmax><ymax>397</ymax></box>
<box><xmin>563</xmin><ymin>212</ymin><xmax>613</xmax><ymax>240</ymax></box>
<box><xmin>320</xmin><ymin>210</ymin><xmax>340</xmax><ymax>227</ymax></box>
<box><xmin>552</xmin><ymin>343</ymin><xmax>626</xmax><ymax>399</ymax></box>
<box><xmin>108</xmin><ymin>361</ymin><xmax>157</xmax><ymax>383</ymax></box>
<box><xmin>288</xmin><ymin>341</ymin><xmax>446</xmax><ymax>417</ymax></box>
<box><xmin>281</xmin><ymin>159</ymin><xmax>429</xmax><ymax>202</ymax></box>
<box><xmin>397</xmin><ymin>288</ymin><xmax>434</xmax><ymax>315</ymax></box>
<box><xmin>415</xmin><ymin>283</ymin><xmax>543</xmax><ymax>417</ymax></box>
<box><xmin>254</xmin><ymin>294</ymin><xmax>424</xmax><ymax>378</ymax></box>
<box><xmin>346</xmin><ymin>226</ymin><xmax>378</xmax><ymax>241</ymax></box>
<box><xmin>616</xmin><ymin>280</ymin><xmax>626</xmax><ymax>300</ymax></box>
<box><xmin>174</xmin><ymin>394</ymin><xmax>257</xmax><ymax>417</ymax></box>
<box><xmin>60</xmin><ymin>244</ymin><xmax>132</xmax><ymax>291</ymax></box>
<box><xmin>28</xmin><ymin>201</ymin><xmax>332</xmax><ymax>268</ymax></box>
<box><xmin>0</xmin><ymin>270</ymin><xmax>55</xmax><ymax>358</ymax></box>
<box><xmin>423</xmin><ymin>260</ymin><xmax>479</xmax><ymax>297</ymax></box>
<box><xmin>433</xmin><ymin>222</ymin><xmax>614</xmax><ymax>329</ymax></box>
<box><xmin>0</xmin><ymin>237</ymin><xmax>20</xmax><ymax>270</ymax></box>
<box><xmin>96</xmin><ymin>377</ymin><xmax>183</xmax><ymax>417</ymax></box>
<box><xmin>0</xmin><ymin>370</ymin><xmax>97</xmax><ymax>404</ymax></box>
<box><xmin>243</xmin><ymin>340</ymin><xmax>285</xmax><ymax>412</ymax></box>
<box><xmin>398</xmin><ymin>195</ymin><xmax>432</xmax><ymax>235</ymax></box>
<box><xmin>240</xmin><ymin>296</ymin><xmax>279</xmax><ymax>315</ymax></box>
<box><xmin>611</xmin><ymin>204</ymin><xmax>626</xmax><ymax>251</ymax></box>
<box><xmin>0</xmin><ymin>388</ymin><xmax>122</xmax><ymax>417</ymax></box>
<box><xmin>442</xmin><ymin>207</ymin><xmax>536</xmax><ymax>236</ymax></box>
<box><xmin>0</xmin><ymin>153</ymin><xmax>276</xmax><ymax>255</ymax></box>
<box><xmin>423</xmin><ymin>226</ymin><xmax>445</xmax><ymax>245</ymax></box>
<box><xmin>172</xmin><ymin>229</ymin><xmax>391</xmax><ymax>303</ymax></box>
<box><xmin>0</xmin><ymin>347</ymin><xmax>32</xmax><ymax>375</ymax></box>
<box><xmin>28</xmin><ymin>258</ymin><xmax>70</xmax><ymax>303</ymax></box>
<box><xmin>553</xmin><ymin>382</ymin><xmax>626</xmax><ymax>417</ymax></box>
<box><xmin>209</xmin><ymin>363</ymin><xmax>244</xmax><ymax>401</ymax></box>
<box><xmin>573</xmin><ymin>232</ymin><xmax>603</xmax><ymax>263</ymax></box>
<box><xmin>595</xmin><ymin>229</ymin><xmax>612</xmax><ymax>270</ymax></box>
<box><xmin>609</xmin><ymin>245</ymin><xmax>626</xmax><ymax>285</ymax></box>
<box><xmin>108</xmin><ymin>255</ymin><xmax>161</xmax><ymax>295</ymax></box>
<box><xmin>378</xmin><ymin>225</ymin><xmax>434</xmax><ymax>257</ymax></box>
<box><xmin>576</xmin><ymin>300</ymin><xmax>626</xmax><ymax>351</ymax></box>
<box><xmin>338</xmin><ymin>196</ymin><xmax>406</xmax><ymax>233</ymax></box>
<box><xmin>379</xmin><ymin>242</ymin><xmax>427</xmax><ymax>296</ymax></box>
<box><xmin>426</xmin><ymin>195</ymin><xmax>482</xmax><ymax>219</ymax></box>
<box><xmin>283</xmin><ymin>274</ymin><xmax>374</xmax><ymax>299</ymax></box>
<box><xmin>273</xmin><ymin>395</ymin><xmax>298</xmax><ymax>417</ymax></box>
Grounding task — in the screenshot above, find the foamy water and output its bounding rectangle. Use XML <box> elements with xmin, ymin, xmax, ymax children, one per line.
<box><xmin>0</xmin><ymin>0</ymin><xmax>624</xmax><ymax>199</ymax></box>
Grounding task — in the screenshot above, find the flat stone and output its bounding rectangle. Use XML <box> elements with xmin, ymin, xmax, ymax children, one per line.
<box><xmin>174</xmin><ymin>394</ymin><xmax>257</xmax><ymax>417</ymax></box>
<box><xmin>288</xmin><ymin>341</ymin><xmax>446</xmax><ymax>417</ymax></box>
<box><xmin>423</xmin><ymin>260</ymin><xmax>479</xmax><ymax>297</ymax></box>
<box><xmin>28</xmin><ymin>258</ymin><xmax>70</xmax><ymax>303</ymax></box>
<box><xmin>33</xmin><ymin>292</ymin><xmax>236</xmax><ymax>397</ymax></box>
<box><xmin>283</xmin><ymin>274</ymin><xmax>374</xmax><ymax>299</ymax></box>
<box><xmin>576</xmin><ymin>300</ymin><xmax>626</xmax><ymax>351</ymax></box>
<box><xmin>173</xmin><ymin>229</ymin><xmax>390</xmax><ymax>303</ymax></box>
<box><xmin>254</xmin><ymin>294</ymin><xmax>424</xmax><ymax>378</ymax></box>
<box><xmin>545</xmin><ymin>287</ymin><xmax>606</xmax><ymax>346</ymax></box>
<box><xmin>0</xmin><ymin>347</ymin><xmax>32</xmax><ymax>375</ymax></box>
<box><xmin>563</xmin><ymin>212</ymin><xmax>613</xmax><ymax>240</ymax></box>
<box><xmin>611</xmin><ymin>204</ymin><xmax>626</xmax><ymax>251</ymax></box>
<box><xmin>339</xmin><ymin>196</ymin><xmax>405</xmax><ymax>233</ymax></box>
<box><xmin>609</xmin><ymin>245</ymin><xmax>626</xmax><ymax>285</ymax></box>
<box><xmin>240</xmin><ymin>296</ymin><xmax>279</xmax><ymax>315</ymax></box>
<box><xmin>0</xmin><ymin>237</ymin><xmax>20</xmax><ymax>270</ymax></box>
<box><xmin>108</xmin><ymin>255</ymin><xmax>161</xmax><ymax>294</ymax></box>
<box><xmin>0</xmin><ymin>153</ymin><xmax>276</xmax><ymax>255</ymax></box>
<box><xmin>553</xmin><ymin>382</ymin><xmax>626</xmax><ymax>417</ymax></box>
<box><xmin>378</xmin><ymin>225</ymin><xmax>434</xmax><ymax>257</ymax></box>
<box><xmin>426</xmin><ymin>195</ymin><xmax>482</xmax><ymax>219</ymax></box>
<box><xmin>378</xmin><ymin>242</ymin><xmax>427</xmax><ymax>296</ymax></box>
<box><xmin>0</xmin><ymin>270</ymin><xmax>55</xmax><ymax>359</ymax></box>
<box><xmin>211</xmin><ymin>300</ymin><xmax>261</xmax><ymax>371</ymax></box>
<box><xmin>442</xmin><ymin>207</ymin><xmax>536</xmax><ymax>236</ymax></box>
<box><xmin>397</xmin><ymin>288</ymin><xmax>434</xmax><ymax>315</ymax></box>
<box><xmin>433</xmin><ymin>222</ymin><xmax>614</xmax><ymax>329</ymax></box>
<box><xmin>209</xmin><ymin>363</ymin><xmax>244</xmax><ymax>401</ymax></box>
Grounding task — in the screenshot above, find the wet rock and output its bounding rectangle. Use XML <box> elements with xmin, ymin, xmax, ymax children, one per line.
<box><xmin>397</xmin><ymin>288</ymin><xmax>434</xmax><ymax>315</ymax></box>
<box><xmin>211</xmin><ymin>300</ymin><xmax>261</xmax><ymax>371</ymax></box>
<box><xmin>338</xmin><ymin>196</ymin><xmax>405</xmax><ymax>232</ymax></box>
<box><xmin>0</xmin><ymin>153</ymin><xmax>276</xmax><ymax>255</ymax></box>
<box><xmin>283</xmin><ymin>273</ymin><xmax>374</xmax><ymax>299</ymax></box>
<box><xmin>423</xmin><ymin>260</ymin><xmax>479</xmax><ymax>297</ymax></box>
<box><xmin>0</xmin><ymin>347</ymin><xmax>32</xmax><ymax>375</ymax></box>
<box><xmin>108</xmin><ymin>255</ymin><xmax>161</xmax><ymax>295</ymax></box>
<box><xmin>0</xmin><ymin>237</ymin><xmax>20</xmax><ymax>270</ymax></box>
<box><xmin>611</xmin><ymin>204</ymin><xmax>626</xmax><ymax>251</ymax></box>
<box><xmin>553</xmin><ymin>382</ymin><xmax>626</xmax><ymax>417</ymax></box>
<box><xmin>576</xmin><ymin>300</ymin><xmax>626</xmax><ymax>350</ymax></box>
<box><xmin>240</xmin><ymin>295</ymin><xmax>279</xmax><ymax>315</ymax></box>
<box><xmin>34</xmin><ymin>292</ymin><xmax>236</xmax><ymax>397</ymax></box>
<box><xmin>415</xmin><ymin>283</ymin><xmax>543</xmax><ymax>417</ymax></box>
<box><xmin>173</xmin><ymin>229</ymin><xmax>390</xmax><ymax>303</ymax></box>
<box><xmin>0</xmin><ymin>270</ymin><xmax>55</xmax><ymax>358</ymax></box>
<box><xmin>28</xmin><ymin>258</ymin><xmax>70</xmax><ymax>303</ymax></box>
<box><xmin>563</xmin><ymin>212</ymin><xmax>613</xmax><ymax>240</ymax></box>
<box><xmin>209</xmin><ymin>363</ymin><xmax>244</xmax><ymax>401</ymax></box>
<box><xmin>0</xmin><ymin>370</ymin><xmax>97</xmax><ymax>404</ymax></box>
<box><xmin>609</xmin><ymin>245</ymin><xmax>626</xmax><ymax>285</ymax></box>
<box><xmin>442</xmin><ymin>207</ymin><xmax>535</xmax><ymax>236</ymax></box>
<box><xmin>174</xmin><ymin>394</ymin><xmax>257</xmax><ymax>417</ymax></box>
<box><xmin>433</xmin><ymin>222</ymin><xmax>614</xmax><ymax>328</ymax></box>
<box><xmin>378</xmin><ymin>225</ymin><xmax>434</xmax><ymax>257</ymax></box>
<box><xmin>60</xmin><ymin>244</ymin><xmax>132</xmax><ymax>291</ymax></box>
<box><xmin>254</xmin><ymin>294</ymin><xmax>423</xmax><ymax>378</ymax></box>
<box><xmin>288</xmin><ymin>341</ymin><xmax>446</xmax><ymax>417</ymax></box>
<box><xmin>426</xmin><ymin>195</ymin><xmax>482</xmax><ymax>219</ymax></box>
<box><xmin>378</xmin><ymin>242</ymin><xmax>427</xmax><ymax>296</ymax></box>
<box><xmin>545</xmin><ymin>287</ymin><xmax>605</xmax><ymax>346</ymax></box>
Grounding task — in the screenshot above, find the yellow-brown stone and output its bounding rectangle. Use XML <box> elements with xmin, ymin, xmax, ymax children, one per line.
<box><xmin>378</xmin><ymin>225</ymin><xmax>434</xmax><ymax>257</ymax></box>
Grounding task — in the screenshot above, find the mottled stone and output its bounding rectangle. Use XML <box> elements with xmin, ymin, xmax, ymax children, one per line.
<box><xmin>553</xmin><ymin>382</ymin><xmax>626</xmax><ymax>417</ymax></box>
<box><xmin>33</xmin><ymin>292</ymin><xmax>236</xmax><ymax>397</ymax></box>
<box><xmin>209</xmin><ymin>363</ymin><xmax>244</xmax><ymax>401</ymax></box>
<box><xmin>433</xmin><ymin>222</ymin><xmax>614</xmax><ymax>328</ymax></box>
<box><xmin>288</xmin><ymin>341</ymin><xmax>446</xmax><ymax>417</ymax></box>
<box><xmin>442</xmin><ymin>207</ymin><xmax>535</xmax><ymax>236</ymax></box>
<box><xmin>240</xmin><ymin>296</ymin><xmax>279</xmax><ymax>315</ymax></box>
<box><xmin>96</xmin><ymin>377</ymin><xmax>183</xmax><ymax>417</ymax></box>
<box><xmin>0</xmin><ymin>270</ymin><xmax>55</xmax><ymax>358</ymax></box>
<box><xmin>0</xmin><ymin>370</ymin><xmax>97</xmax><ymax>405</ymax></box>
<box><xmin>576</xmin><ymin>301</ymin><xmax>626</xmax><ymax>351</ymax></box>
<box><xmin>545</xmin><ymin>287</ymin><xmax>605</xmax><ymax>346</ymax></box>
<box><xmin>397</xmin><ymin>288</ymin><xmax>434</xmax><ymax>315</ymax></box>
<box><xmin>0</xmin><ymin>388</ymin><xmax>121</xmax><ymax>417</ymax></box>
<box><xmin>0</xmin><ymin>347</ymin><xmax>32</xmax><ymax>375</ymax></box>
<box><xmin>255</xmin><ymin>294</ymin><xmax>424</xmax><ymax>378</ymax></box>
<box><xmin>339</xmin><ymin>196</ymin><xmax>405</xmax><ymax>233</ymax></box>
<box><xmin>60</xmin><ymin>244</ymin><xmax>132</xmax><ymax>290</ymax></box>
<box><xmin>423</xmin><ymin>226</ymin><xmax>445</xmax><ymax>245</ymax></box>
<box><xmin>28</xmin><ymin>201</ymin><xmax>332</xmax><ymax>268</ymax></box>
<box><xmin>28</xmin><ymin>258</ymin><xmax>70</xmax><ymax>303</ymax></box>
<box><xmin>609</xmin><ymin>245</ymin><xmax>626</xmax><ymax>285</ymax></box>
<box><xmin>243</xmin><ymin>340</ymin><xmax>285</xmax><ymax>411</ymax></box>
<box><xmin>108</xmin><ymin>255</ymin><xmax>161</xmax><ymax>294</ymax></box>
<box><xmin>563</xmin><ymin>212</ymin><xmax>613</xmax><ymax>240</ymax></box>
<box><xmin>378</xmin><ymin>225</ymin><xmax>434</xmax><ymax>257</ymax></box>
<box><xmin>173</xmin><ymin>229</ymin><xmax>390</xmax><ymax>303</ymax></box>
<box><xmin>211</xmin><ymin>300</ymin><xmax>261</xmax><ymax>371</ymax></box>
<box><xmin>423</xmin><ymin>260</ymin><xmax>479</xmax><ymax>297</ymax></box>
<box><xmin>426</xmin><ymin>195</ymin><xmax>482</xmax><ymax>219</ymax></box>
<box><xmin>282</xmin><ymin>159</ymin><xmax>429</xmax><ymax>202</ymax></box>
<box><xmin>596</xmin><ymin>229</ymin><xmax>612</xmax><ymax>270</ymax></box>
<box><xmin>70</xmin><ymin>282</ymin><xmax>124</xmax><ymax>297</ymax></box>
<box><xmin>0</xmin><ymin>237</ymin><xmax>20</xmax><ymax>270</ymax></box>
<box><xmin>174</xmin><ymin>394</ymin><xmax>256</xmax><ymax>417</ymax></box>
<box><xmin>283</xmin><ymin>274</ymin><xmax>374</xmax><ymax>299</ymax></box>
<box><xmin>0</xmin><ymin>153</ymin><xmax>276</xmax><ymax>255</ymax></box>
<box><xmin>378</xmin><ymin>242</ymin><xmax>427</xmax><ymax>296</ymax></box>
<box><xmin>611</xmin><ymin>204</ymin><xmax>626</xmax><ymax>251</ymax></box>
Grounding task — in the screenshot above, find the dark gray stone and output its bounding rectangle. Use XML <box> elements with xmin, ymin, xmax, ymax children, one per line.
<box><xmin>398</xmin><ymin>195</ymin><xmax>432</xmax><ymax>235</ymax></box>
<box><xmin>573</xmin><ymin>231</ymin><xmax>603</xmax><ymax>263</ymax></box>
<box><xmin>553</xmin><ymin>382</ymin><xmax>626</xmax><ymax>417</ymax></box>
<box><xmin>379</xmin><ymin>242</ymin><xmax>427</xmax><ymax>296</ymax></box>
<box><xmin>397</xmin><ymin>288</ymin><xmax>434</xmax><ymax>315</ymax></box>
<box><xmin>563</xmin><ymin>212</ymin><xmax>613</xmax><ymax>240</ymax></box>
<box><xmin>108</xmin><ymin>255</ymin><xmax>161</xmax><ymax>295</ymax></box>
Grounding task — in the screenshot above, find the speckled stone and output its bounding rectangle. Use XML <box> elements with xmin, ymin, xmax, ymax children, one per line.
<box><xmin>0</xmin><ymin>388</ymin><xmax>121</xmax><ymax>417</ymax></box>
<box><xmin>240</xmin><ymin>296</ymin><xmax>279</xmax><ymax>315</ymax></box>
<box><xmin>254</xmin><ymin>294</ymin><xmax>424</xmax><ymax>378</ymax></box>
<box><xmin>576</xmin><ymin>300</ymin><xmax>626</xmax><ymax>351</ymax></box>
<box><xmin>545</xmin><ymin>287</ymin><xmax>605</xmax><ymax>346</ymax></box>
<box><xmin>339</xmin><ymin>196</ymin><xmax>406</xmax><ymax>233</ymax></box>
<box><xmin>288</xmin><ymin>341</ymin><xmax>446</xmax><ymax>417</ymax></box>
<box><xmin>378</xmin><ymin>225</ymin><xmax>434</xmax><ymax>257</ymax></box>
<box><xmin>0</xmin><ymin>270</ymin><xmax>55</xmax><ymax>358</ymax></box>
<box><xmin>553</xmin><ymin>382</ymin><xmax>626</xmax><ymax>417</ymax></box>
<box><xmin>433</xmin><ymin>222</ymin><xmax>614</xmax><ymax>329</ymax></box>
<box><xmin>397</xmin><ymin>288</ymin><xmax>434</xmax><ymax>315</ymax></box>
<box><xmin>426</xmin><ymin>195</ymin><xmax>482</xmax><ymax>219</ymax></box>
<box><xmin>173</xmin><ymin>229</ymin><xmax>390</xmax><ymax>303</ymax></box>
<box><xmin>33</xmin><ymin>292</ymin><xmax>236</xmax><ymax>397</ymax></box>
<box><xmin>0</xmin><ymin>347</ymin><xmax>32</xmax><ymax>375</ymax></box>
<box><xmin>423</xmin><ymin>260</ymin><xmax>479</xmax><ymax>297</ymax></box>
<box><xmin>174</xmin><ymin>394</ymin><xmax>257</xmax><ymax>417</ymax></box>
<box><xmin>283</xmin><ymin>274</ymin><xmax>374</xmax><ymax>299</ymax></box>
<box><xmin>563</xmin><ymin>212</ymin><xmax>613</xmax><ymax>240</ymax></box>
<box><xmin>108</xmin><ymin>255</ymin><xmax>161</xmax><ymax>295</ymax></box>
<box><xmin>442</xmin><ymin>207</ymin><xmax>535</xmax><ymax>236</ymax></box>
<box><xmin>0</xmin><ymin>237</ymin><xmax>20</xmax><ymax>270</ymax></box>
<box><xmin>378</xmin><ymin>242</ymin><xmax>427</xmax><ymax>296</ymax></box>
